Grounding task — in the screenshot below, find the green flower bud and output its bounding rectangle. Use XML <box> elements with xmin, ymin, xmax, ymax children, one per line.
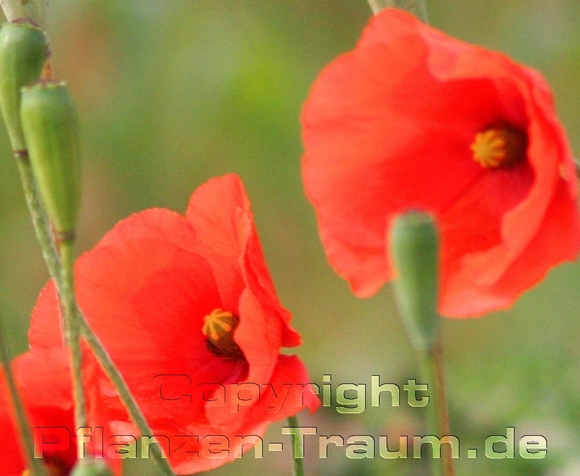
<box><xmin>0</xmin><ymin>21</ymin><xmax>48</xmax><ymax>151</ymax></box>
<box><xmin>20</xmin><ymin>81</ymin><xmax>81</xmax><ymax>237</ymax></box>
<box><xmin>70</xmin><ymin>458</ymin><xmax>114</xmax><ymax>476</ymax></box>
<box><xmin>389</xmin><ymin>211</ymin><xmax>440</xmax><ymax>352</ymax></box>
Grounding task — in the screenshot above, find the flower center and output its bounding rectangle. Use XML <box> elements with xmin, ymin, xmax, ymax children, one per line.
<box><xmin>202</xmin><ymin>308</ymin><xmax>245</xmax><ymax>360</ymax></box>
<box><xmin>470</xmin><ymin>127</ymin><xmax>527</xmax><ymax>169</ymax></box>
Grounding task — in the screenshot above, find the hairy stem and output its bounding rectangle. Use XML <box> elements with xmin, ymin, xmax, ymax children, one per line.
<box><xmin>13</xmin><ymin>126</ymin><xmax>175</xmax><ymax>476</ymax></box>
<box><xmin>417</xmin><ymin>334</ymin><xmax>454</xmax><ymax>476</ymax></box>
<box><xmin>59</xmin><ymin>238</ymin><xmax>88</xmax><ymax>456</ymax></box>
<box><xmin>0</xmin><ymin>318</ymin><xmax>49</xmax><ymax>476</ymax></box>
<box><xmin>78</xmin><ymin>314</ymin><xmax>175</xmax><ymax>475</ymax></box>
<box><xmin>287</xmin><ymin>415</ymin><xmax>306</xmax><ymax>476</ymax></box>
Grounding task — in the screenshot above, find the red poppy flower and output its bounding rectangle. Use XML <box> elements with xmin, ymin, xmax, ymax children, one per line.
<box><xmin>302</xmin><ymin>8</ymin><xmax>580</xmax><ymax>317</ymax></box>
<box><xmin>0</xmin><ymin>348</ymin><xmax>121</xmax><ymax>475</ymax></box>
<box><xmin>29</xmin><ymin>174</ymin><xmax>319</xmax><ymax>474</ymax></box>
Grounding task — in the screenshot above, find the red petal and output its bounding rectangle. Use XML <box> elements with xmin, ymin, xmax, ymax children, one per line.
<box><xmin>302</xmin><ymin>8</ymin><xmax>580</xmax><ymax>316</ymax></box>
<box><xmin>186</xmin><ymin>174</ymin><xmax>301</xmax><ymax>347</ymax></box>
<box><xmin>442</xmin><ymin>176</ymin><xmax>580</xmax><ymax>316</ymax></box>
<box><xmin>0</xmin><ymin>349</ymin><xmax>122</xmax><ymax>475</ymax></box>
<box><xmin>27</xmin><ymin>175</ymin><xmax>318</xmax><ymax>475</ymax></box>
<box><xmin>166</xmin><ymin>355</ymin><xmax>320</xmax><ymax>475</ymax></box>
<box><xmin>31</xmin><ymin>209</ymin><xmax>221</xmax><ymax>360</ymax></box>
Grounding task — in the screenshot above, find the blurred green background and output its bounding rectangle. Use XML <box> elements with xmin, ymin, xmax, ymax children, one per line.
<box><xmin>1</xmin><ymin>1</ymin><xmax>580</xmax><ymax>475</ymax></box>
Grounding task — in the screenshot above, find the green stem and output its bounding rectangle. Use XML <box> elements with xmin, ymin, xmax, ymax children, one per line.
<box><xmin>287</xmin><ymin>415</ymin><xmax>305</xmax><ymax>476</ymax></box>
<box><xmin>59</xmin><ymin>237</ymin><xmax>88</xmax><ymax>456</ymax></box>
<box><xmin>433</xmin><ymin>338</ymin><xmax>454</xmax><ymax>476</ymax></box>
<box><xmin>367</xmin><ymin>0</ymin><xmax>428</xmax><ymax>22</ymax></box>
<box><xmin>417</xmin><ymin>334</ymin><xmax>454</xmax><ymax>476</ymax></box>
<box><xmin>14</xmin><ymin>152</ymin><xmax>175</xmax><ymax>475</ymax></box>
<box><xmin>78</xmin><ymin>314</ymin><xmax>175</xmax><ymax>476</ymax></box>
<box><xmin>2</xmin><ymin>5</ymin><xmax>171</xmax><ymax>472</ymax></box>
<box><xmin>390</xmin><ymin>211</ymin><xmax>449</xmax><ymax>473</ymax></box>
<box><xmin>15</xmin><ymin>154</ymin><xmax>62</xmax><ymax>283</ymax></box>
<box><xmin>0</xmin><ymin>318</ymin><xmax>49</xmax><ymax>476</ymax></box>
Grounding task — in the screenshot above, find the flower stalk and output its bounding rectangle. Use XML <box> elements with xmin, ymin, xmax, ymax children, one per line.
<box><xmin>24</xmin><ymin>221</ymin><xmax>175</xmax><ymax>474</ymax></box>
<box><xmin>20</xmin><ymin>171</ymin><xmax>175</xmax><ymax>476</ymax></box>
<box><xmin>417</xmin><ymin>339</ymin><xmax>454</xmax><ymax>476</ymax></box>
<box><xmin>0</xmin><ymin>319</ymin><xmax>50</xmax><ymax>476</ymax></box>
<box><xmin>78</xmin><ymin>316</ymin><xmax>175</xmax><ymax>475</ymax></box>
<box><xmin>287</xmin><ymin>415</ymin><xmax>306</xmax><ymax>476</ymax></box>
<box><xmin>59</xmin><ymin>237</ymin><xmax>88</xmax><ymax>454</ymax></box>
<box><xmin>19</xmin><ymin>78</ymin><xmax>89</xmax><ymax>457</ymax></box>
<box><xmin>14</xmin><ymin>91</ymin><xmax>177</xmax><ymax>476</ymax></box>
<box><xmin>389</xmin><ymin>212</ymin><xmax>454</xmax><ymax>476</ymax></box>
<box><xmin>15</xmin><ymin>81</ymin><xmax>177</xmax><ymax>476</ymax></box>
<box><xmin>0</xmin><ymin>18</ymin><xmax>175</xmax><ymax>475</ymax></box>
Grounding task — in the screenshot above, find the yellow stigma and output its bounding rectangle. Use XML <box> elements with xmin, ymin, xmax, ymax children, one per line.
<box><xmin>471</xmin><ymin>127</ymin><xmax>527</xmax><ymax>169</ymax></box>
<box><xmin>202</xmin><ymin>308</ymin><xmax>236</xmax><ymax>341</ymax></box>
<box><xmin>202</xmin><ymin>308</ymin><xmax>244</xmax><ymax>360</ymax></box>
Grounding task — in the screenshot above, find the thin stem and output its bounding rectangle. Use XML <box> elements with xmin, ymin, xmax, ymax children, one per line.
<box><xmin>286</xmin><ymin>415</ymin><xmax>305</xmax><ymax>476</ymax></box>
<box><xmin>59</xmin><ymin>238</ymin><xmax>88</xmax><ymax>457</ymax></box>
<box><xmin>3</xmin><ymin>6</ymin><xmax>172</xmax><ymax>474</ymax></box>
<box><xmin>0</xmin><ymin>319</ymin><xmax>50</xmax><ymax>476</ymax></box>
<box><xmin>367</xmin><ymin>0</ymin><xmax>428</xmax><ymax>22</ymax></box>
<box><xmin>15</xmin><ymin>154</ymin><xmax>62</xmax><ymax>294</ymax></box>
<box><xmin>390</xmin><ymin>212</ymin><xmax>447</xmax><ymax>473</ymax></box>
<box><xmin>417</xmin><ymin>350</ymin><xmax>442</xmax><ymax>476</ymax></box>
<box><xmin>78</xmin><ymin>314</ymin><xmax>175</xmax><ymax>476</ymax></box>
<box><xmin>13</xmin><ymin>136</ymin><xmax>175</xmax><ymax>476</ymax></box>
<box><xmin>432</xmin><ymin>338</ymin><xmax>451</xmax><ymax>438</ymax></box>
<box><xmin>433</xmin><ymin>339</ymin><xmax>454</xmax><ymax>476</ymax></box>
<box><xmin>417</xmin><ymin>333</ymin><xmax>454</xmax><ymax>476</ymax></box>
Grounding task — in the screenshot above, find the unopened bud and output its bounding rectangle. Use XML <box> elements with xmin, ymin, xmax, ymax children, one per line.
<box><xmin>0</xmin><ymin>21</ymin><xmax>47</xmax><ymax>151</ymax></box>
<box><xmin>70</xmin><ymin>458</ymin><xmax>113</xmax><ymax>476</ymax></box>
<box><xmin>389</xmin><ymin>211</ymin><xmax>440</xmax><ymax>351</ymax></box>
<box><xmin>20</xmin><ymin>80</ymin><xmax>81</xmax><ymax>237</ymax></box>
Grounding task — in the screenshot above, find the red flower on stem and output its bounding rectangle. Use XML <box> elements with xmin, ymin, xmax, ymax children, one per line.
<box><xmin>0</xmin><ymin>348</ymin><xmax>121</xmax><ymax>475</ymax></box>
<box><xmin>302</xmin><ymin>8</ymin><xmax>580</xmax><ymax>317</ymax></box>
<box><xmin>29</xmin><ymin>174</ymin><xmax>319</xmax><ymax>474</ymax></box>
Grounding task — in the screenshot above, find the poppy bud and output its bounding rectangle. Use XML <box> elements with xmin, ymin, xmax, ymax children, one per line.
<box><xmin>389</xmin><ymin>211</ymin><xmax>439</xmax><ymax>351</ymax></box>
<box><xmin>20</xmin><ymin>80</ymin><xmax>81</xmax><ymax>238</ymax></box>
<box><xmin>70</xmin><ymin>458</ymin><xmax>113</xmax><ymax>476</ymax></box>
<box><xmin>0</xmin><ymin>21</ymin><xmax>47</xmax><ymax>151</ymax></box>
